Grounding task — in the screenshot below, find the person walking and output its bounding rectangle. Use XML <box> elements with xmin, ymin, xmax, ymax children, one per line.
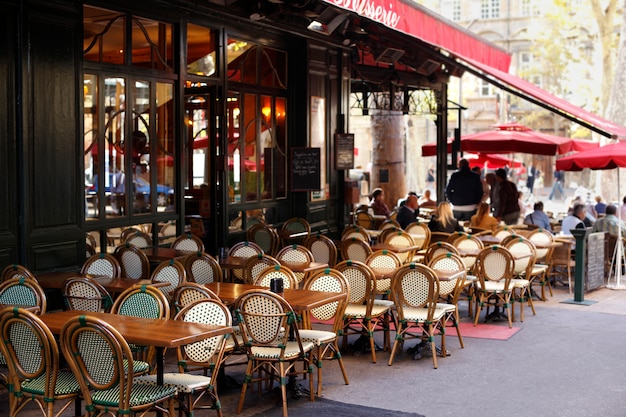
<box><xmin>494</xmin><ymin>168</ymin><xmax>519</xmax><ymax>225</ymax></box>
<box><xmin>549</xmin><ymin>170</ymin><xmax>565</xmax><ymax>200</ymax></box>
<box><xmin>445</xmin><ymin>158</ymin><xmax>484</xmax><ymax>221</ymax></box>
<box><xmin>526</xmin><ymin>164</ymin><xmax>536</xmax><ymax>194</ymax></box>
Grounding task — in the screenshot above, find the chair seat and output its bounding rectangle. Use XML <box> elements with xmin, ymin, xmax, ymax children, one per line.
<box><xmin>21</xmin><ymin>371</ymin><xmax>81</xmax><ymax>396</ymax></box>
<box><xmin>510</xmin><ymin>278</ymin><xmax>530</xmax><ymax>288</ymax></box>
<box><xmin>533</xmin><ymin>264</ymin><xmax>550</xmax><ymax>273</ymax></box>
<box><xmin>372</xmin><ymin>299</ymin><xmax>395</xmax><ymax>307</ymax></box>
<box><xmin>250</xmin><ymin>341</ymin><xmax>314</xmax><ymax>359</ymax></box>
<box><xmin>434</xmin><ymin>302</ymin><xmax>456</xmax><ymax>313</ymax></box>
<box><xmin>298</xmin><ymin>329</ymin><xmax>336</xmax><ymax>345</ymax></box>
<box><xmin>92</xmin><ymin>383</ymin><xmax>177</xmax><ymax>408</ymax></box>
<box><xmin>124</xmin><ymin>359</ymin><xmax>150</xmax><ymax>375</ymax></box>
<box><xmin>135</xmin><ymin>373</ymin><xmax>212</xmax><ymax>393</ymax></box>
<box><xmin>344</xmin><ymin>303</ymin><xmax>390</xmax><ymax>319</ymax></box>
<box><xmin>476</xmin><ymin>281</ymin><xmax>508</xmax><ymax>292</ymax></box>
<box><xmin>225</xmin><ymin>332</ymin><xmax>243</xmax><ymax>351</ymax></box>
<box><xmin>401</xmin><ymin>306</ymin><xmax>447</xmax><ymax>322</ymax></box>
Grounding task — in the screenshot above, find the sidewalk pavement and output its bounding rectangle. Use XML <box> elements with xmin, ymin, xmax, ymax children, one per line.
<box><xmin>6</xmin><ymin>282</ymin><xmax>626</xmax><ymax>417</ymax></box>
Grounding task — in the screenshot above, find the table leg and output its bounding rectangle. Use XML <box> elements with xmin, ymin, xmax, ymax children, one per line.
<box><xmin>156</xmin><ymin>347</ymin><xmax>164</xmax><ymax>417</ymax></box>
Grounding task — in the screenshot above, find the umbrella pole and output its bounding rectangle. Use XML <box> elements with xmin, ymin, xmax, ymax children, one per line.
<box><xmin>608</xmin><ymin>171</ymin><xmax>626</xmax><ymax>289</ymax></box>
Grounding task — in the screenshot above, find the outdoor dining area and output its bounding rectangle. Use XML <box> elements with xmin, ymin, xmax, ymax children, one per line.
<box><xmin>0</xmin><ymin>211</ymin><xmax>586</xmax><ymax>417</ymax></box>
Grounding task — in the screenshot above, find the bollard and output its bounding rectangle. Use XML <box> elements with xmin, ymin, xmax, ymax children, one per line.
<box><xmin>562</xmin><ymin>228</ymin><xmax>597</xmax><ymax>306</ymax></box>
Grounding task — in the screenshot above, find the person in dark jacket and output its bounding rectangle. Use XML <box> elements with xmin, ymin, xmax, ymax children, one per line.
<box><xmin>397</xmin><ymin>194</ymin><xmax>419</xmax><ymax>229</ymax></box>
<box><xmin>494</xmin><ymin>168</ymin><xmax>519</xmax><ymax>225</ymax></box>
<box><xmin>445</xmin><ymin>159</ymin><xmax>484</xmax><ymax>221</ymax></box>
<box><xmin>428</xmin><ymin>202</ymin><xmax>464</xmax><ymax>233</ymax></box>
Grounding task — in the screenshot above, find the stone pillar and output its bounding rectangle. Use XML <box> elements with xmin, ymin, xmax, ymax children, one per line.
<box><xmin>370</xmin><ymin>109</ymin><xmax>406</xmax><ymax>210</ymax></box>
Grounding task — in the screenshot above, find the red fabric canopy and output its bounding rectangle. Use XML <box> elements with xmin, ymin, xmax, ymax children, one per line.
<box><xmin>421</xmin><ymin>123</ymin><xmax>598</xmax><ymax>156</ymax></box>
<box><xmin>321</xmin><ymin>0</ymin><xmax>511</xmax><ymax>72</ymax></box>
<box><xmin>462</xmin><ymin>123</ymin><xmax>599</xmax><ymax>155</ymax></box>
<box><xmin>464</xmin><ymin>153</ymin><xmax>522</xmax><ymax>169</ymax></box>
<box><xmin>459</xmin><ymin>58</ymin><xmax>626</xmax><ymax>139</ymax></box>
<box><xmin>556</xmin><ymin>141</ymin><xmax>626</xmax><ymax>171</ymax></box>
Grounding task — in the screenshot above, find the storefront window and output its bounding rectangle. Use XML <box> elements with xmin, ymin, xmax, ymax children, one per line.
<box><xmin>187</xmin><ymin>24</ymin><xmax>217</xmax><ymax>77</ymax></box>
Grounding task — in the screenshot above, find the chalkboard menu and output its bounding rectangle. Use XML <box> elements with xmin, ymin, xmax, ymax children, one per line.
<box><xmin>291</xmin><ymin>147</ymin><xmax>321</xmax><ymax>192</ymax></box>
<box><xmin>586</xmin><ymin>232</ymin><xmax>604</xmax><ymax>291</ymax></box>
<box><xmin>335</xmin><ymin>133</ymin><xmax>354</xmax><ymax>169</ymax></box>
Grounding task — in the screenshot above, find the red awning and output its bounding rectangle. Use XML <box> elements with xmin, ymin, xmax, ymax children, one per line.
<box><xmin>321</xmin><ymin>0</ymin><xmax>511</xmax><ymax>72</ymax></box>
<box><xmin>458</xmin><ymin>58</ymin><xmax>626</xmax><ymax>140</ymax></box>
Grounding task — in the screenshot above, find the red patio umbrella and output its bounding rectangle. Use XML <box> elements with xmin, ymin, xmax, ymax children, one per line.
<box><xmin>464</xmin><ymin>152</ymin><xmax>522</xmax><ymax>169</ymax></box>
<box><xmin>421</xmin><ymin>123</ymin><xmax>598</xmax><ymax>156</ymax></box>
<box><xmin>462</xmin><ymin>123</ymin><xmax>598</xmax><ymax>155</ymax></box>
<box><xmin>556</xmin><ymin>140</ymin><xmax>626</xmax><ymax>289</ymax></box>
<box><xmin>555</xmin><ymin>140</ymin><xmax>626</xmax><ymax>171</ymax></box>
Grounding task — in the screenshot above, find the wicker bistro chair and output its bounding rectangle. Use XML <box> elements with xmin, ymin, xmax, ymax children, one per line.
<box><xmin>335</xmin><ymin>260</ymin><xmax>392</xmax><ymax>363</ymax></box>
<box><xmin>60</xmin><ymin>314</ymin><xmax>177</xmax><ymax>417</ymax></box>
<box><xmin>280</xmin><ymin>217</ymin><xmax>311</xmax><ymax>246</ymax></box>
<box><xmin>134</xmin><ymin>299</ymin><xmax>233</xmax><ymax>417</ymax></box>
<box><xmin>379</xmin><ymin>219</ymin><xmax>401</xmax><ymax>231</ymax></box>
<box><xmin>0</xmin><ymin>277</ymin><xmax>47</xmax><ymax>314</ymax></box>
<box><xmin>275</xmin><ymin>244</ymin><xmax>315</xmax><ymax>285</ymax></box>
<box><xmin>242</xmin><ymin>254</ymin><xmax>281</xmax><ymax>285</ymax></box>
<box><xmin>429</xmin><ymin>231</ymin><xmax>451</xmax><ymax>244</ymax></box>
<box><xmin>365</xmin><ymin>250</ymin><xmax>402</xmax><ymax>301</ymax></box>
<box><xmin>247</xmin><ymin>223</ymin><xmax>281</xmax><ymax>257</ymax></box>
<box><xmin>63</xmin><ymin>277</ymin><xmax>114</xmax><ymax>312</ymax></box>
<box><xmin>114</xmin><ymin>244</ymin><xmax>151</xmax><ymax>280</ymax></box>
<box><xmin>528</xmin><ymin>229</ymin><xmax>556</xmax><ymax>300</ymax></box>
<box><xmin>423</xmin><ymin>241</ymin><xmax>461</xmax><ymax>265</ymax></box>
<box><xmin>124</xmin><ymin>230</ymin><xmax>153</xmax><ymax>248</ymax></box>
<box><xmin>183</xmin><ymin>252</ymin><xmax>223</xmax><ymax>285</ymax></box>
<box><xmin>172</xmin><ymin>282</ymin><xmax>220</xmax><ymax>312</ymax></box>
<box><xmin>355</xmin><ymin>211</ymin><xmax>375</xmax><ymax>229</ymax></box>
<box><xmin>0</xmin><ymin>307</ymin><xmax>81</xmax><ymax>417</ymax></box>
<box><xmin>473</xmin><ymin>246</ymin><xmax>516</xmax><ymax>328</ymax></box>
<box><xmin>377</xmin><ymin>227</ymin><xmax>401</xmax><ymax>245</ymax></box>
<box><xmin>234</xmin><ymin>289</ymin><xmax>315</xmax><ymax>417</ymax></box>
<box><xmin>387</xmin><ymin>263</ymin><xmax>447</xmax><ymax>369</ymax></box>
<box><xmin>0</xmin><ymin>277</ymin><xmax>47</xmax><ymax>385</ymax></box>
<box><xmin>81</xmin><ymin>252</ymin><xmax>122</xmax><ymax>278</ymax></box>
<box><xmin>450</xmin><ymin>234</ymin><xmax>485</xmax><ymax>273</ymax></box>
<box><xmin>504</xmin><ymin>236</ymin><xmax>538</xmax><ymax>322</ymax></box>
<box><xmin>493</xmin><ymin>226</ymin><xmax>517</xmax><ymax>241</ymax></box>
<box><xmin>151</xmin><ymin>259</ymin><xmax>187</xmax><ymax>302</ymax></box>
<box><xmin>172</xmin><ymin>233</ymin><xmax>205</xmax><ymax>254</ymax></box>
<box><xmin>384</xmin><ymin>230</ymin><xmax>417</xmax><ymax>264</ymax></box>
<box><xmin>341</xmin><ymin>226</ymin><xmax>370</xmax><ymax>242</ymax></box>
<box><xmin>227</xmin><ymin>241</ymin><xmax>264</xmax><ymax>282</ymax></box>
<box><xmin>111</xmin><ymin>285</ymin><xmax>171</xmax><ymax>374</ymax></box>
<box><xmin>339</xmin><ymin>238</ymin><xmax>373</xmax><ymax>264</ymax></box>
<box><xmin>253</xmin><ymin>264</ymin><xmax>298</xmax><ymax>290</ymax></box>
<box><xmin>405</xmin><ymin>222</ymin><xmax>431</xmax><ymax>251</ymax></box>
<box><xmin>304</xmin><ymin>233</ymin><xmax>338</xmax><ymax>267</ymax></box>
<box><xmin>428</xmin><ymin>253</ymin><xmax>467</xmax><ymax>349</ymax></box>
<box><xmin>1</xmin><ymin>264</ymin><xmax>36</xmax><ymax>282</ymax></box>
<box><xmin>298</xmin><ymin>269</ymin><xmax>349</xmax><ymax>397</ymax></box>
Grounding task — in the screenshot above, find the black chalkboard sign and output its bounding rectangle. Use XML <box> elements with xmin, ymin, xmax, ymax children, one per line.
<box><xmin>291</xmin><ymin>147</ymin><xmax>321</xmax><ymax>191</ymax></box>
<box><xmin>586</xmin><ymin>232</ymin><xmax>604</xmax><ymax>291</ymax></box>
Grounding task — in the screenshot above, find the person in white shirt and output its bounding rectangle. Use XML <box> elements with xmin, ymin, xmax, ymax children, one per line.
<box><xmin>561</xmin><ymin>204</ymin><xmax>586</xmax><ymax>235</ymax></box>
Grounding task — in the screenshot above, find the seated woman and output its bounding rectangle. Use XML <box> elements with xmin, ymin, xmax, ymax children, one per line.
<box><xmin>428</xmin><ymin>201</ymin><xmax>464</xmax><ymax>233</ymax></box>
<box><xmin>369</xmin><ymin>187</ymin><xmax>391</xmax><ymax>217</ymax></box>
<box><xmin>470</xmin><ymin>202</ymin><xmax>499</xmax><ymax>231</ymax></box>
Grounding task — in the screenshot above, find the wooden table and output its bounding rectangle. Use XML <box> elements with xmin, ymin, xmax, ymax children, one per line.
<box><xmin>35</xmin><ymin>271</ymin><xmax>163</xmax><ymax>293</ymax></box>
<box><xmin>370</xmin><ymin>266</ymin><xmax>463</xmax><ymax>282</ymax></box>
<box><xmin>41</xmin><ymin>310</ymin><xmax>232</xmax><ymax>385</ymax></box>
<box><xmin>141</xmin><ymin>247</ymin><xmax>188</xmax><ymax>263</ymax></box>
<box><xmin>477</xmin><ymin>235</ymin><xmax>502</xmax><ymax>245</ymax></box>
<box><xmin>370</xmin><ymin>242</ymin><xmax>421</xmax><ymax>253</ymax></box>
<box><xmin>279</xmin><ymin>260</ymin><xmax>328</xmax><ymax>274</ymax></box>
<box><xmin>206</xmin><ymin>282</ymin><xmax>345</xmax><ymax>312</ymax></box>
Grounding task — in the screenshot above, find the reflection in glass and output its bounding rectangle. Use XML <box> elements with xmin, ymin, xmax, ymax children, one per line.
<box><xmin>187</xmin><ymin>24</ymin><xmax>217</xmax><ymax>77</ymax></box>
<box><xmin>84</xmin><ymin>74</ymin><xmax>99</xmax><ymax>220</ymax></box>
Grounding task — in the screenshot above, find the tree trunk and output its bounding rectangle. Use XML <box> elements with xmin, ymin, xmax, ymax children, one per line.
<box><xmin>371</xmin><ymin>110</ymin><xmax>406</xmax><ymax>210</ymax></box>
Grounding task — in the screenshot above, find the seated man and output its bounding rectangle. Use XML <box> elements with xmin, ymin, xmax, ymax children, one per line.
<box><xmin>396</xmin><ymin>194</ymin><xmax>419</xmax><ymax>229</ymax></box>
<box><xmin>561</xmin><ymin>203</ymin><xmax>587</xmax><ymax>235</ymax></box>
<box><xmin>592</xmin><ymin>204</ymin><xmax>626</xmax><ymax>237</ymax></box>
<box><xmin>524</xmin><ymin>201</ymin><xmax>552</xmax><ymax>232</ymax></box>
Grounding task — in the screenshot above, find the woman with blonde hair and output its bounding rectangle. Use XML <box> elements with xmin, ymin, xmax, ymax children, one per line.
<box><xmin>428</xmin><ymin>201</ymin><xmax>464</xmax><ymax>233</ymax></box>
<box><xmin>470</xmin><ymin>202</ymin><xmax>499</xmax><ymax>231</ymax></box>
